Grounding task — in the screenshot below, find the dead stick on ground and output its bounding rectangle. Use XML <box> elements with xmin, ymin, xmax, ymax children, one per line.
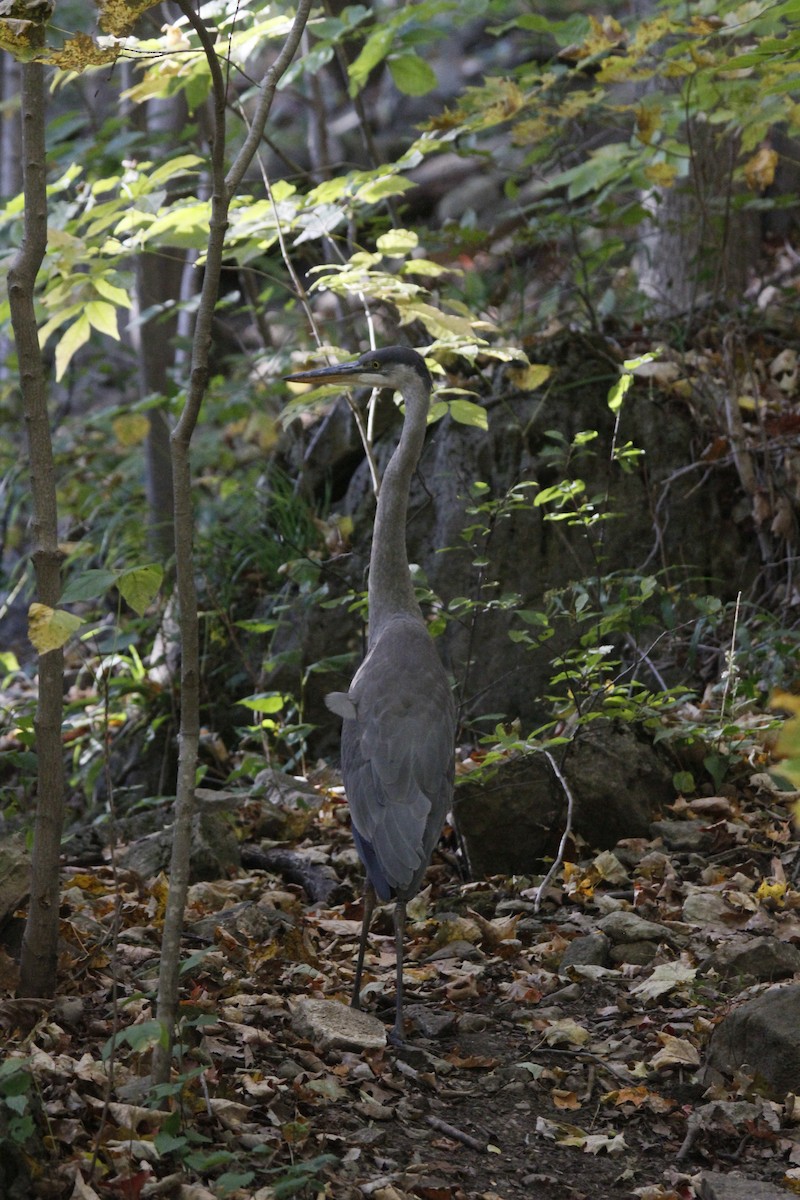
<box><xmin>425</xmin><ymin>1114</ymin><xmax>489</xmax><ymax>1152</ymax></box>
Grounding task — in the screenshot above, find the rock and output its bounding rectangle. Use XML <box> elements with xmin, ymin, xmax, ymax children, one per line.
<box><xmin>695</xmin><ymin>1171</ymin><xmax>795</xmax><ymax>1200</ymax></box>
<box><xmin>274</xmin><ymin>335</ymin><xmax>756</xmax><ymax>746</ymax></box>
<box><xmin>650</xmin><ymin>818</ymin><xmax>709</xmax><ymax>852</ymax></box>
<box><xmin>454</xmin><ymin>722</ymin><xmax>674</xmax><ymax>876</ymax></box>
<box><xmin>119</xmin><ymin>809</ymin><xmax>240</xmax><ymax>882</ymax></box>
<box><xmin>598</xmin><ymin>910</ymin><xmax>673</xmax><ymax>944</ymax></box>
<box><xmin>559</xmin><ymin>932</ymin><xmax>611</xmax><ymax>971</ymax></box>
<box><xmin>703</xmin><ymin>936</ymin><xmax>800</xmax><ymax>982</ymax></box>
<box><xmin>188</xmin><ymin>901</ymin><xmax>296</xmax><ymax>944</ymax></box>
<box><xmin>609</xmin><ymin>940</ymin><xmax>658</xmax><ymax>966</ymax></box>
<box><xmin>701</xmin><ymin>984</ymin><xmax>800</xmax><ymax>1097</ymax></box>
<box><xmin>682</xmin><ymin>889</ymin><xmax>737</xmax><ymax>929</ymax></box>
<box><xmin>248</xmin><ymin>770</ymin><xmax>326</xmax><ymax>839</ymax></box>
<box><xmin>292</xmin><ymin>998</ymin><xmax>387</xmax><ymax>1052</ymax></box>
<box><xmin>404</xmin><ymin>1004</ymin><xmax>457</xmax><ymax>1038</ymax></box>
<box><xmin>0</xmin><ymin>834</ymin><xmax>30</xmax><ymax>931</ymax></box>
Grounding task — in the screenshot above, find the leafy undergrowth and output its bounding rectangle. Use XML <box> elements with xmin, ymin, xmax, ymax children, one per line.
<box><xmin>2</xmin><ymin>761</ymin><xmax>800</xmax><ymax>1200</ymax></box>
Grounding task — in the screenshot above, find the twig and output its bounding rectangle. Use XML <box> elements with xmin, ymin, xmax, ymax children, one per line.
<box><xmin>425</xmin><ymin>1114</ymin><xmax>489</xmax><ymax>1152</ymax></box>
<box><xmin>719</xmin><ymin>589</ymin><xmax>741</xmax><ymax>723</ymax></box>
<box><xmin>533</xmin><ymin>750</ymin><xmax>576</xmax><ymax>913</ymax></box>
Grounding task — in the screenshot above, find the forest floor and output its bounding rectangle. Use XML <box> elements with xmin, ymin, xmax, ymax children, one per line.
<box><xmin>2</xmin><ymin>751</ymin><xmax>800</xmax><ymax>1200</ymax></box>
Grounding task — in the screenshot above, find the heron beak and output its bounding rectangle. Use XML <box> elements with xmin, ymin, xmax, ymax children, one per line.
<box><xmin>284</xmin><ymin>358</ymin><xmax>365</xmax><ymax>386</ymax></box>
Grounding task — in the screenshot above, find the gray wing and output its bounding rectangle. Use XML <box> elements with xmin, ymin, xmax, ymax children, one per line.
<box><xmin>336</xmin><ymin>619</ymin><xmax>455</xmax><ymax>901</ymax></box>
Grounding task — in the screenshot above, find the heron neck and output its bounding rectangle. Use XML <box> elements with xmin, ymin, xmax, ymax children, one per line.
<box><xmin>367</xmin><ymin>382</ymin><xmax>430</xmax><ymax>645</ymax></box>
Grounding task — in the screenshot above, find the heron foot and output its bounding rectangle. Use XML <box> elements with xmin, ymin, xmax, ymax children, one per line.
<box><xmin>388</xmin><ymin>1025</ymin><xmax>405</xmax><ymax>1048</ymax></box>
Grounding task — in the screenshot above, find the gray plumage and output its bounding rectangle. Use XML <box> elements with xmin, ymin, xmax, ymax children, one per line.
<box><xmin>285</xmin><ymin>346</ymin><xmax>456</xmax><ymax>1042</ymax></box>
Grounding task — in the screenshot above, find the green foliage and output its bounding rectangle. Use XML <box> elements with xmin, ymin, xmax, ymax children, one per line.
<box><xmin>1</xmin><ymin>0</ymin><xmax>793</xmax><ymax>819</ymax></box>
<box><xmin>0</xmin><ymin>1058</ymin><xmax>36</xmax><ymax>1146</ymax></box>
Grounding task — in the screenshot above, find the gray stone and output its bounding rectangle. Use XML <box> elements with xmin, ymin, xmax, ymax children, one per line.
<box><xmin>119</xmin><ymin>809</ymin><xmax>240</xmax><ymax>882</ymax></box>
<box><xmin>292</xmin><ymin>998</ymin><xmax>387</xmax><ymax>1051</ymax></box>
<box><xmin>650</xmin><ymin>818</ymin><xmax>710</xmax><ymax>851</ymax></box>
<box><xmin>609</xmin><ymin>940</ymin><xmax>658</xmax><ymax>966</ymax></box>
<box><xmin>454</xmin><ymin>721</ymin><xmax>674</xmax><ymax>877</ymax></box>
<box><xmin>559</xmin><ymin>932</ymin><xmax>611</xmax><ymax>970</ymax></box>
<box><xmin>0</xmin><ymin>834</ymin><xmax>29</xmax><ymax>929</ymax></box>
<box><xmin>598</xmin><ymin>910</ymin><xmax>672</xmax><ymax>944</ymax></box>
<box><xmin>701</xmin><ymin>983</ymin><xmax>800</xmax><ymax>1098</ymax></box>
<box><xmin>695</xmin><ymin>1171</ymin><xmax>794</xmax><ymax>1200</ymax></box>
<box><xmin>703</xmin><ymin>936</ymin><xmax>800</xmax><ymax>982</ymax></box>
<box><xmin>188</xmin><ymin>901</ymin><xmax>296</xmax><ymax>944</ymax></box>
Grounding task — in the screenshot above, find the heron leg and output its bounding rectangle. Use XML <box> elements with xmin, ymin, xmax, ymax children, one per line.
<box><xmin>351</xmin><ymin>882</ymin><xmax>376</xmax><ymax>1011</ymax></box>
<box><xmin>389</xmin><ymin>898</ymin><xmax>406</xmax><ymax>1046</ymax></box>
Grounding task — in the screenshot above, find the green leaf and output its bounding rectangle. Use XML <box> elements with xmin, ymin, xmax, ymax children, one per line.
<box><xmin>54</xmin><ymin>314</ymin><xmax>91</xmax><ymax>381</ymax></box>
<box><xmin>355</xmin><ymin>174</ymin><xmax>415</xmax><ymax>203</ymax></box>
<box><xmin>607</xmin><ymin>372</ymin><xmax>633</xmax><ymax>413</ymax></box>
<box><xmin>388</xmin><ymin>53</ymin><xmax>438</xmax><ymax>96</ymax></box>
<box><xmin>147</xmin><ymin>154</ymin><xmax>205</xmax><ymax>189</ymax></box>
<box><xmin>117</xmin><ymin>564</ymin><xmax>163</xmax><ymax>616</ymax></box>
<box><xmin>447</xmin><ymin>397</ymin><xmax>488</xmax><ymax>429</ymax></box>
<box><xmin>348</xmin><ymin>26</ymin><xmax>393</xmax><ymax>95</ymax></box>
<box><xmin>216</xmin><ymin>1173</ymin><xmax>256</xmax><ymax>1198</ymax></box>
<box><xmin>238</xmin><ymin>693</ymin><xmax>286</xmax><ymax>714</ymax></box>
<box><xmin>61</xmin><ymin>569</ymin><xmax>118</xmax><ymax>604</ymax></box>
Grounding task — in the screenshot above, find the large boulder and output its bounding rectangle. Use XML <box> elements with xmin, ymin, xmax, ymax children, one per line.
<box><xmin>701</xmin><ymin>984</ymin><xmax>800</xmax><ymax>1098</ymax></box>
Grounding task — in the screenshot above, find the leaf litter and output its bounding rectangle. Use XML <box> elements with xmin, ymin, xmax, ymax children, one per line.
<box><xmin>2</xmin><ymin>754</ymin><xmax>800</xmax><ymax>1200</ymax></box>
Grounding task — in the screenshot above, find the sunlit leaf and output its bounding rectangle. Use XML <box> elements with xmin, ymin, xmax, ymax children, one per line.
<box><xmin>376</xmin><ymin>228</ymin><xmax>418</xmax><ymax>256</ymax></box>
<box><xmin>355</xmin><ymin>175</ymin><xmax>415</xmax><ymax>204</ymax></box>
<box><xmin>55</xmin><ymin>314</ymin><xmax>91</xmax><ymax>381</ymax></box>
<box><xmin>93</xmin><ymin>277</ymin><xmax>133</xmax><ymax>308</ymax></box>
<box><xmin>507</xmin><ymin>362</ymin><xmax>553</xmax><ymax>392</ymax></box>
<box><xmin>28</xmin><ymin>604</ymin><xmax>84</xmax><ymax>654</ymax></box>
<box><xmin>86</xmin><ymin>301</ymin><xmax>120</xmax><ymax>340</ymax></box>
<box><xmin>447</xmin><ymin>397</ymin><xmax>488</xmax><ymax>430</ymax></box>
<box><xmin>238</xmin><ymin>693</ymin><xmax>286</xmax><ymax>714</ymax></box>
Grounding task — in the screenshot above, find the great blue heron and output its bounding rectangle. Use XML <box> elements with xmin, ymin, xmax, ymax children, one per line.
<box><xmin>285</xmin><ymin>346</ymin><xmax>456</xmax><ymax>1043</ymax></box>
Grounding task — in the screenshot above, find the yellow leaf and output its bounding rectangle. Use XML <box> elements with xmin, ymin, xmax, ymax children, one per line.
<box><xmin>113</xmin><ymin>413</ymin><xmax>150</xmax><ymax>447</ymax></box>
<box><xmin>755</xmin><ymin>879</ymin><xmax>787</xmax><ymax>907</ymax></box>
<box><xmin>45</xmin><ymin>33</ymin><xmax>118</xmax><ymax>70</ymax></box>
<box><xmin>744</xmin><ymin>146</ymin><xmax>778</xmax><ymax>192</ymax></box>
<box><xmin>507</xmin><ymin>362</ymin><xmax>553</xmax><ymax>392</ymax></box>
<box><xmin>770</xmin><ymin>690</ymin><xmax>800</xmax><ymax>716</ymax></box>
<box><xmin>86</xmin><ymin>300</ymin><xmax>120</xmax><ymax>340</ymax></box>
<box><xmin>643</xmin><ymin>162</ymin><xmax>678</xmax><ymax>187</ymax></box>
<box><xmin>28</xmin><ymin>603</ymin><xmax>83</xmax><ymax>654</ymax></box>
<box><xmin>636</xmin><ymin>105</ymin><xmax>661</xmax><ymax>145</ymax></box>
<box><xmin>55</xmin><ymin>314</ymin><xmax>91</xmax><ymax>382</ymax></box>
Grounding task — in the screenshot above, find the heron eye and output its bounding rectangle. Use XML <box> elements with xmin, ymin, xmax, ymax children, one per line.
<box><xmin>372</xmin><ymin>361</ymin><xmax>380</xmax><ymax>369</ymax></box>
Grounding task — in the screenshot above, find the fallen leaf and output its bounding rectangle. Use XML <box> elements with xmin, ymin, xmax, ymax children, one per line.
<box><xmin>629</xmin><ymin>962</ymin><xmax>697</xmax><ymax>1002</ymax></box>
<box><xmin>650</xmin><ymin>1033</ymin><xmax>700</xmax><ymax>1070</ymax></box>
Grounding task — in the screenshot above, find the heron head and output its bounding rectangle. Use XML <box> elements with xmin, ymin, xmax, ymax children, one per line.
<box><xmin>285</xmin><ymin>345</ymin><xmax>432</xmax><ymax>395</ymax></box>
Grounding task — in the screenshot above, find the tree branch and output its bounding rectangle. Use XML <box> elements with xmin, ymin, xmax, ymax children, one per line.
<box><xmin>153</xmin><ymin>0</ymin><xmax>311</xmax><ymax>1082</ymax></box>
<box><xmin>8</xmin><ymin>56</ymin><xmax>65</xmax><ymax>999</ymax></box>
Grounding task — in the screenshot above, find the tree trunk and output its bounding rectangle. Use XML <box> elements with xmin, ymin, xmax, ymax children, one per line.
<box><xmin>8</xmin><ymin>54</ymin><xmax>65</xmax><ymax>1000</ymax></box>
<box><xmin>636</xmin><ymin>122</ymin><xmax>761</xmax><ymax>318</ymax></box>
